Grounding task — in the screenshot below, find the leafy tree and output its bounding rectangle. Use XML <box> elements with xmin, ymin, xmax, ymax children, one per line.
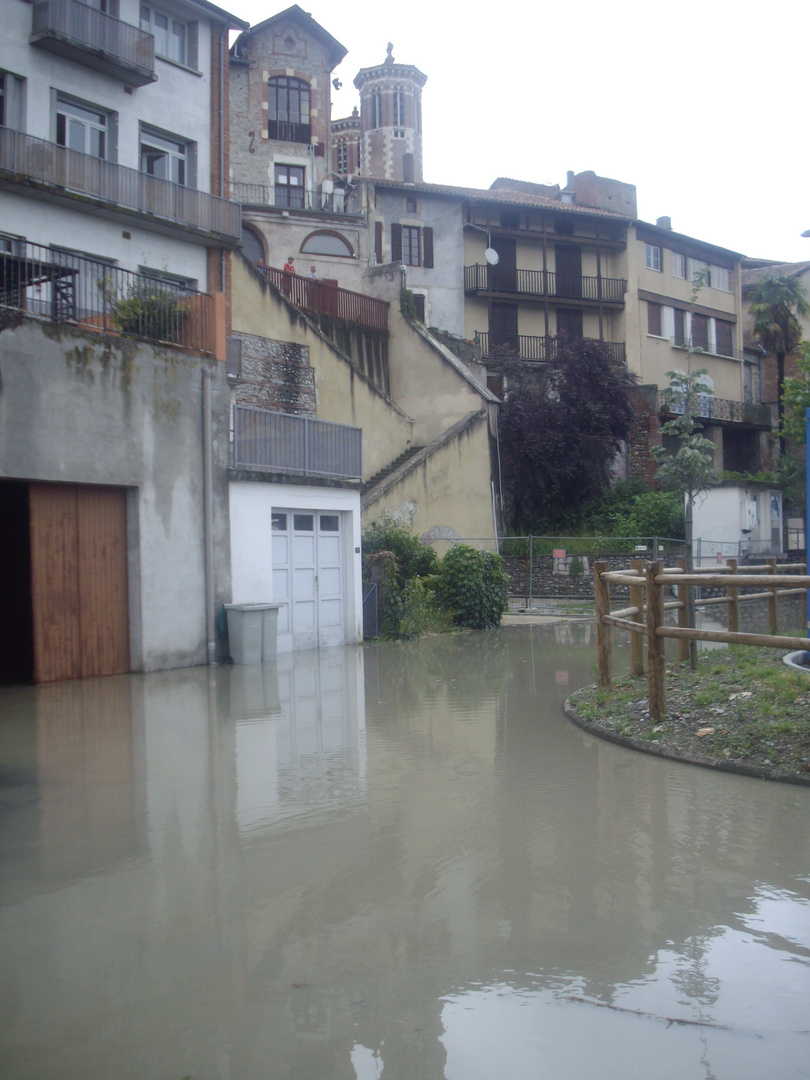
<box><xmin>748</xmin><ymin>274</ymin><xmax>809</xmax><ymax>442</ymax></box>
<box><xmin>438</xmin><ymin>545</ymin><xmax>508</xmax><ymax>629</ymax></box>
<box><xmin>781</xmin><ymin>341</ymin><xmax>810</xmax><ymax>446</ymax></box>
<box><xmin>652</xmin><ymin>368</ymin><xmax>717</xmax><ymax>667</ymax></box>
<box><xmin>498</xmin><ymin>336</ymin><xmax>637</xmax><ymax>533</ymax></box>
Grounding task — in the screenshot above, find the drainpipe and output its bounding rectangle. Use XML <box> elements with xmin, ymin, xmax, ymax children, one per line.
<box><xmin>202</xmin><ymin>366</ymin><xmax>216</xmax><ymax>664</ymax></box>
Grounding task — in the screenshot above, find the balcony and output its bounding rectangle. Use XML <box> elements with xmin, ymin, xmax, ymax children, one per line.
<box><xmin>257</xmin><ymin>265</ymin><xmax>388</xmax><ymax>333</ymax></box>
<box><xmin>464</xmin><ymin>264</ymin><xmax>626</xmax><ymax>304</ymax></box>
<box><xmin>31</xmin><ymin>0</ymin><xmax>156</xmax><ymax>87</ymax></box>
<box><xmin>0</xmin><ymin>128</ymin><xmax>240</xmax><ymax>246</ymax></box>
<box><xmin>231</xmin><ymin>181</ymin><xmax>362</xmax><ymax>217</ymax></box>
<box><xmin>233</xmin><ymin>406</ymin><xmax>362</xmax><ymax>480</ymax></box>
<box><xmin>670</xmin><ymin>338</ymin><xmax>747</xmax><ymax>362</ymax></box>
<box><xmin>658</xmin><ymin>392</ymin><xmax>772</xmax><ymax>429</ymax></box>
<box><xmin>1</xmin><ymin>241</ymin><xmax>217</xmax><ymax>355</ymax></box>
<box><xmin>476</xmin><ymin>332</ymin><xmax>626</xmax><ymax>365</ymax></box>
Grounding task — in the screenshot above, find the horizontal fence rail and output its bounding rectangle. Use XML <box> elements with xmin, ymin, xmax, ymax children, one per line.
<box><xmin>230</xmin><ymin>182</ymin><xmax>361</xmax><ymax>215</ymax></box>
<box><xmin>233</xmin><ymin>406</ymin><xmax>362</xmax><ymax>479</ymax></box>
<box><xmin>257</xmin><ymin>265</ymin><xmax>388</xmax><ymax>332</ymax></box>
<box><xmin>0</xmin><ymin>127</ymin><xmax>241</xmax><ymax>242</ymax></box>
<box><xmin>464</xmin><ymin>265</ymin><xmax>626</xmax><ymax>303</ymax></box>
<box><xmin>594</xmin><ymin>558</ymin><xmax>810</xmax><ymax>721</ymax></box>
<box><xmin>476</xmin><ymin>333</ymin><xmax>626</xmax><ymax>365</ymax></box>
<box><xmin>1</xmin><ymin>241</ymin><xmax>214</xmax><ymax>353</ymax></box>
<box><xmin>31</xmin><ymin>0</ymin><xmax>156</xmax><ymax>83</ymax></box>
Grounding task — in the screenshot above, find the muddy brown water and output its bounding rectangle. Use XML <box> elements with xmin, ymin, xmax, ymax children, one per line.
<box><xmin>1</xmin><ymin>622</ymin><xmax>808</xmax><ymax>1079</ymax></box>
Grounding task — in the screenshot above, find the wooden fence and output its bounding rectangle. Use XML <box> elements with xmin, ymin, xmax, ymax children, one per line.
<box><xmin>594</xmin><ymin>558</ymin><xmax>810</xmax><ymax>722</ymax></box>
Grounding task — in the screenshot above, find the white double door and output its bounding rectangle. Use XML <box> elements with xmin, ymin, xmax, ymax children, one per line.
<box><xmin>272</xmin><ymin>509</ymin><xmax>345</xmax><ymax>651</ymax></box>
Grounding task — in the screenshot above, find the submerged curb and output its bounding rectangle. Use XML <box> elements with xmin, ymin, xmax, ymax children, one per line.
<box><xmin>563</xmin><ymin>695</ymin><xmax>810</xmax><ymax>788</ymax></box>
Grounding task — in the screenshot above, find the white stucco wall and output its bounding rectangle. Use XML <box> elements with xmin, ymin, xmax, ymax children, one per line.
<box><xmin>229</xmin><ymin>481</ymin><xmax>363</xmax><ymax>652</ymax></box>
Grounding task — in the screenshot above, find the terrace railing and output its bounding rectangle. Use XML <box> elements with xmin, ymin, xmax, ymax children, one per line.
<box><xmin>0</xmin><ymin>128</ymin><xmax>241</xmax><ymax>244</ymax></box>
<box><xmin>231</xmin><ymin>182</ymin><xmax>361</xmax><ymax>216</ymax></box>
<box><xmin>464</xmin><ymin>265</ymin><xmax>626</xmax><ymax>303</ymax></box>
<box><xmin>31</xmin><ymin>0</ymin><xmax>156</xmax><ymax>86</ymax></box>
<box><xmin>476</xmin><ymin>332</ymin><xmax>626</xmax><ymax>365</ymax></box>
<box><xmin>257</xmin><ymin>265</ymin><xmax>388</xmax><ymax>332</ymax></box>
<box><xmin>657</xmin><ymin>391</ymin><xmax>772</xmax><ymax>428</ymax></box>
<box><xmin>233</xmin><ymin>406</ymin><xmax>362</xmax><ymax>479</ymax></box>
<box><xmin>1</xmin><ymin>241</ymin><xmax>214</xmax><ymax>354</ymax></box>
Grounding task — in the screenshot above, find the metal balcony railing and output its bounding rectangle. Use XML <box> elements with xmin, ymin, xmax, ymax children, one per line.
<box><xmin>31</xmin><ymin>0</ymin><xmax>156</xmax><ymax>87</ymax></box>
<box><xmin>231</xmin><ymin>181</ymin><xmax>361</xmax><ymax>216</ymax></box>
<box><xmin>257</xmin><ymin>265</ymin><xmax>388</xmax><ymax>332</ymax></box>
<box><xmin>657</xmin><ymin>391</ymin><xmax>772</xmax><ymax>428</ymax></box>
<box><xmin>464</xmin><ymin>265</ymin><xmax>626</xmax><ymax>303</ymax></box>
<box><xmin>1</xmin><ymin>241</ymin><xmax>215</xmax><ymax>354</ymax></box>
<box><xmin>233</xmin><ymin>406</ymin><xmax>362</xmax><ymax>479</ymax></box>
<box><xmin>0</xmin><ymin>128</ymin><xmax>241</xmax><ymax>245</ymax></box>
<box><xmin>476</xmin><ymin>332</ymin><xmax>626</xmax><ymax>365</ymax></box>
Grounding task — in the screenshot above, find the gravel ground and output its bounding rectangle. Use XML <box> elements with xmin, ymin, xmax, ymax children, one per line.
<box><xmin>566</xmin><ymin>645</ymin><xmax>810</xmax><ymax>784</ymax></box>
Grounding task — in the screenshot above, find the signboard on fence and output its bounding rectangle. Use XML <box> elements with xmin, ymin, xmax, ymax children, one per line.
<box><xmin>552</xmin><ymin>549</ymin><xmax>566</xmax><ymax>559</ymax></box>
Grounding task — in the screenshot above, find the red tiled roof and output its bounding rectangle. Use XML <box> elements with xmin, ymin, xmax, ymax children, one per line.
<box><xmin>742</xmin><ymin>260</ymin><xmax>810</xmax><ymax>289</ymax></box>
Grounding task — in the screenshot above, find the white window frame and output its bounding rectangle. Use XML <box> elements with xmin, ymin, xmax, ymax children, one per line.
<box><xmin>140</xmin><ymin>4</ymin><xmax>193</xmax><ymax>67</ymax></box>
<box><xmin>139</xmin><ymin>124</ymin><xmax>195</xmax><ymax>186</ymax></box>
<box><xmin>0</xmin><ymin>70</ymin><xmax>25</xmax><ymax>131</ymax></box>
<box><xmin>672</xmin><ymin>252</ymin><xmax>687</xmax><ymax>279</ymax></box>
<box><xmin>645</xmin><ymin>243</ymin><xmax>662</xmax><ymax>272</ymax></box>
<box><xmin>711</xmin><ymin>265</ymin><xmax>733</xmax><ymax>293</ymax></box>
<box><xmin>54</xmin><ymin>92</ymin><xmax>116</xmax><ymax>161</ymax></box>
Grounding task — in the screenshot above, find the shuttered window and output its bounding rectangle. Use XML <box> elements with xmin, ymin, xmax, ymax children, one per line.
<box><xmin>647</xmin><ymin>302</ymin><xmax>662</xmax><ymax>336</ymax></box>
<box><xmin>715</xmin><ymin>320</ymin><xmax>733</xmax><ymax>357</ymax></box>
<box><xmin>390</xmin><ymin>224</ymin><xmax>433</xmax><ymax>267</ymax></box>
<box><xmin>691</xmin><ymin>313</ymin><xmax>709</xmax><ymax>350</ymax></box>
<box><xmin>374</xmin><ymin>220</ymin><xmax>383</xmax><ymax>264</ymax></box>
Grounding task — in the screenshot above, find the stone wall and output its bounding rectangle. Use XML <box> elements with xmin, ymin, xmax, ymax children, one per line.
<box><xmin>504</xmin><ymin>550</ymin><xmax>686</xmax><ymax>602</ymax></box>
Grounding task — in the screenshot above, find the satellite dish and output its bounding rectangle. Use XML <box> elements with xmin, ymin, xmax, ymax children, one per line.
<box><xmin>485</xmin><ymin>247</ymin><xmax>499</xmax><ymax>266</ymax></box>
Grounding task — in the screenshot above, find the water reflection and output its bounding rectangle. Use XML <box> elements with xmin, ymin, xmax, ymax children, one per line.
<box><xmin>0</xmin><ymin>626</ymin><xmax>808</xmax><ymax>1079</ymax></box>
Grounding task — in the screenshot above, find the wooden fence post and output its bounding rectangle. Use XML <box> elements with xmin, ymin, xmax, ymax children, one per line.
<box><xmin>630</xmin><ymin>558</ymin><xmax>644</xmax><ymax>677</ymax></box>
<box><xmin>676</xmin><ymin>556</ymin><xmax>690</xmax><ymax>663</ymax></box>
<box><xmin>727</xmin><ymin>557</ymin><xmax>739</xmax><ymax>634</ymax></box>
<box><xmin>767</xmin><ymin>557</ymin><xmax>778</xmax><ymax>635</ymax></box>
<box><xmin>594</xmin><ymin>561</ymin><xmax>612</xmax><ymax>688</ymax></box>
<box><xmin>646</xmin><ymin>561</ymin><xmax>667</xmax><ymax>722</ymax></box>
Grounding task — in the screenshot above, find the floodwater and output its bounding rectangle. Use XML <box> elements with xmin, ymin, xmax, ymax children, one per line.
<box><xmin>1</xmin><ymin>623</ymin><xmax>809</xmax><ymax>1080</ymax></box>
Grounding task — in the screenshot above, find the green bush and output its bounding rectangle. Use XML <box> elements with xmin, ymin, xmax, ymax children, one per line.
<box><xmin>399</xmin><ymin>577</ymin><xmax>453</xmax><ymax>638</ymax></box>
<box><xmin>362</xmin><ymin>518</ymin><xmax>439</xmax><ymax>589</ymax></box>
<box><xmin>109</xmin><ymin>280</ymin><xmax>186</xmax><ymax>341</ymax></box>
<box><xmin>439</xmin><ymin>544</ymin><xmax>508</xmax><ymax>629</ymax></box>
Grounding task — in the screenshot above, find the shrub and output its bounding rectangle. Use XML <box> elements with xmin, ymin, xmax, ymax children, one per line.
<box><xmin>108</xmin><ymin>279</ymin><xmax>187</xmax><ymax>342</ymax></box>
<box><xmin>362</xmin><ymin>518</ymin><xmax>440</xmax><ymax>639</ymax></box>
<box><xmin>362</xmin><ymin>518</ymin><xmax>438</xmax><ymax>589</ymax></box>
<box><xmin>439</xmin><ymin>544</ymin><xmax>508</xmax><ymax>629</ymax></box>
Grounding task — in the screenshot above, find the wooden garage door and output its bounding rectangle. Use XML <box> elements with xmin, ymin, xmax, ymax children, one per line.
<box><xmin>30</xmin><ymin>483</ymin><xmax>130</xmax><ymax>683</ymax></box>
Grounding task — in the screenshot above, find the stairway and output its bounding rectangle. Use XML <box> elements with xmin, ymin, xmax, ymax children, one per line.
<box><xmin>361</xmin><ymin>446</ymin><xmax>425</xmax><ymax>494</ymax></box>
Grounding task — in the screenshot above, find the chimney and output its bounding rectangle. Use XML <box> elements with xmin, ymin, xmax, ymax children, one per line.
<box><xmin>656</xmin><ymin>215</ymin><xmax>672</xmax><ymax>230</ymax></box>
<box><xmin>566</xmin><ymin>170</ymin><xmax>575</xmax><ymax>187</ymax></box>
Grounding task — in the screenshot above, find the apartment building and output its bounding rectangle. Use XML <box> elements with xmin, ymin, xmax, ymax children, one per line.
<box><xmin>0</xmin><ymin>0</ymin><xmax>246</xmax><ymax>683</ymax></box>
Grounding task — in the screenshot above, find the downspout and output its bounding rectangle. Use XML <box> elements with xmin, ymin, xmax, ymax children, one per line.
<box><xmin>202</xmin><ymin>367</ymin><xmax>216</xmax><ymax>665</ymax></box>
<box><xmin>219</xmin><ymin>25</ymin><xmax>226</xmax><ymax>295</ymax></box>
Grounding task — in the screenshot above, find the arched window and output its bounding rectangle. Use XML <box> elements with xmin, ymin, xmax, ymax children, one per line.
<box><xmin>267</xmin><ymin>76</ymin><xmax>310</xmax><ymax>143</ymax></box>
<box><xmin>241</xmin><ymin>224</ymin><xmax>265</xmax><ymax>263</ymax></box>
<box><xmin>300</xmin><ymin>231</ymin><xmax>354</xmax><ymax>258</ymax></box>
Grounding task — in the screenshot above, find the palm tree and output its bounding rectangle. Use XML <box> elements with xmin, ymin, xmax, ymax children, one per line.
<box><xmin>748</xmin><ymin>273</ymin><xmax>810</xmax><ymax>444</ymax></box>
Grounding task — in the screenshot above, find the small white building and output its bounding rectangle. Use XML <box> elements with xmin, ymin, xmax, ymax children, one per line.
<box><xmin>692</xmin><ymin>482</ymin><xmax>783</xmax><ymax>565</ymax></box>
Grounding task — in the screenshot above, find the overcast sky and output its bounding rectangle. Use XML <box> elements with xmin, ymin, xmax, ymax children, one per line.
<box><xmin>232</xmin><ymin>0</ymin><xmax>809</xmax><ymax>263</ymax></box>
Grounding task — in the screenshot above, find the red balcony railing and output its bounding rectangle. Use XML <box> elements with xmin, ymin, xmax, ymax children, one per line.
<box><xmin>257</xmin><ymin>266</ymin><xmax>388</xmax><ymax>332</ymax></box>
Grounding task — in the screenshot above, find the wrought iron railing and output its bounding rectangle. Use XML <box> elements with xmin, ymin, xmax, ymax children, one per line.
<box><xmin>31</xmin><ymin>0</ymin><xmax>156</xmax><ymax>85</ymax></box>
<box><xmin>0</xmin><ymin>128</ymin><xmax>241</xmax><ymax>243</ymax></box>
<box><xmin>464</xmin><ymin>264</ymin><xmax>626</xmax><ymax>303</ymax></box>
<box><xmin>657</xmin><ymin>391</ymin><xmax>772</xmax><ymax>428</ymax></box>
<box><xmin>1</xmin><ymin>241</ymin><xmax>214</xmax><ymax>353</ymax></box>
<box><xmin>476</xmin><ymin>332</ymin><xmax>626</xmax><ymax>365</ymax></box>
<box><xmin>231</xmin><ymin>181</ymin><xmax>360</xmax><ymax>215</ymax></box>
<box><xmin>233</xmin><ymin>406</ymin><xmax>362</xmax><ymax>479</ymax></box>
<box><xmin>256</xmin><ymin>265</ymin><xmax>388</xmax><ymax>332</ymax></box>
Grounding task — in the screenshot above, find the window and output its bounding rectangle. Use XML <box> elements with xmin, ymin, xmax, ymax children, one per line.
<box><xmin>391</xmin><ymin>224</ymin><xmax>434</xmax><ymax>268</ymax></box>
<box><xmin>320</xmin><ymin>515</ymin><xmax>339</xmax><ymax>532</ymax></box>
<box><xmin>393</xmin><ymin>87</ymin><xmax>405</xmax><ymax>137</ymax></box>
<box><xmin>711</xmin><ymin>265</ymin><xmax>732</xmax><ymax>293</ymax></box>
<box><xmin>0</xmin><ymin>71</ymin><xmax>25</xmax><ymax>131</ymax></box>
<box><xmin>647</xmin><ymin>302</ymin><xmax>663</xmax><ymax>336</ymax></box>
<box><xmin>337</xmin><ymin>138</ymin><xmax>348</xmax><ymax>173</ymax></box>
<box><xmin>645</xmin><ymin>243</ymin><xmax>662</xmax><ymax>271</ymax></box>
<box><xmin>140</xmin><ymin>126</ymin><xmax>193</xmax><ymax>185</ymax></box>
<box><xmin>412</xmin><ymin>294</ymin><xmax>426</xmax><ymax>322</ymax></box>
<box><xmin>715</xmin><ymin>319</ymin><xmax>734</xmax><ymax>357</ymax></box>
<box><xmin>139</xmin><ymin>5</ymin><xmax>195</xmax><ymax>66</ymax></box>
<box><xmin>56</xmin><ymin>95</ymin><xmax>114</xmax><ymax>159</ymax></box>
<box><xmin>673</xmin><ymin>308</ymin><xmax>686</xmax><ymax>346</ymax></box>
<box><xmin>370</xmin><ymin>90</ymin><xmax>382</xmax><ymax>129</ymax></box>
<box><xmin>687</xmin><ymin>257</ymin><xmax>708</xmax><ymax>284</ymax></box>
<box><xmin>241</xmin><ymin>225</ymin><xmax>265</xmax><ymax>264</ymax></box>
<box><xmin>274</xmin><ymin>164</ymin><xmax>305</xmax><ymax>208</ymax></box>
<box><xmin>672</xmin><ymin>252</ymin><xmax>687</xmax><ymax>279</ymax></box>
<box><xmin>301</xmin><ymin>231</ymin><xmax>353</xmax><ymax>257</ymax></box>
<box><xmin>406</xmin><ymin>196</ymin><xmax>418</xmax><ymax>213</ymax></box>
<box><xmin>267</xmin><ymin>77</ymin><xmax>311</xmax><ymax>143</ymax></box>
<box><xmin>691</xmin><ymin>313</ymin><xmax>709</xmax><ymax>351</ymax></box>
